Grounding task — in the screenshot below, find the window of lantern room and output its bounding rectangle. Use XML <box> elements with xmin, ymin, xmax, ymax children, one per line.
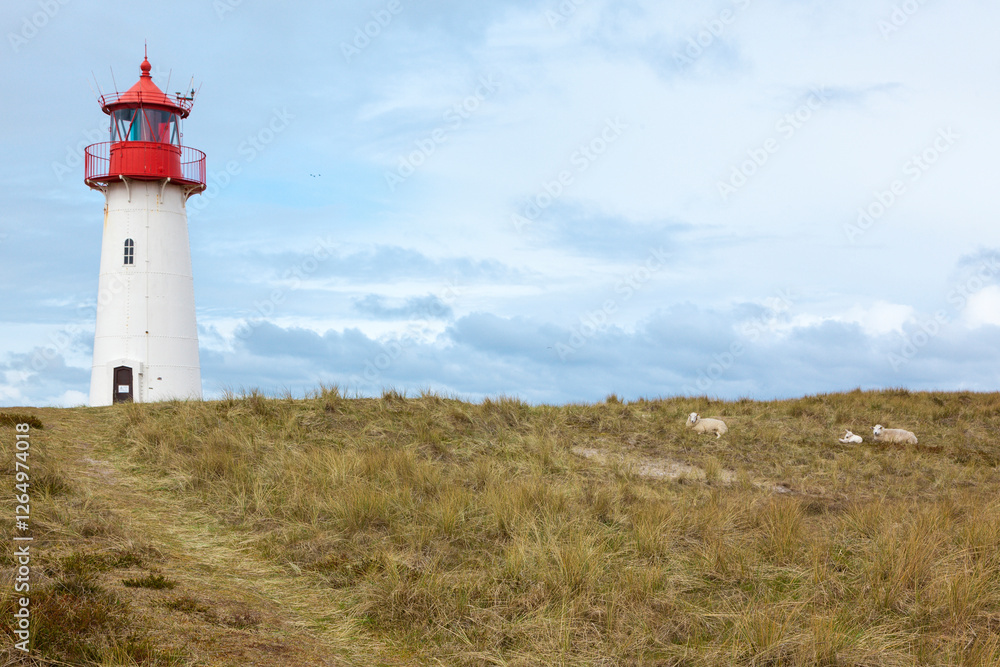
<box><xmin>124</xmin><ymin>238</ymin><xmax>134</xmax><ymax>265</ymax></box>
<box><xmin>143</xmin><ymin>109</ymin><xmax>180</xmax><ymax>144</ymax></box>
<box><xmin>111</xmin><ymin>109</ymin><xmax>136</xmax><ymax>142</ymax></box>
<box><xmin>110</xmin><ymin>108</ymin><xmax>179</xmax><ymax>144</ymax></box>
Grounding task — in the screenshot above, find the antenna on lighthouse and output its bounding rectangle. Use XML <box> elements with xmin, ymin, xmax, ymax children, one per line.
<box><xmin>86</xmin><ymin>77</ymin><xmax>100</xmax><ymax>104</ymax></box>
<box><xmin>90</xmin><ymin>70</ymin><xmax>104</xmax><ymax>100</ymax></box>
<box><xmin>109</xmin><ymin>66</ymin><xmax>118</xmax><ymax>94</ymax></box>
<box><xmin>177</xmin><ymin>76</ymin><xmax>197</xmax><ymax>103</ymax></box>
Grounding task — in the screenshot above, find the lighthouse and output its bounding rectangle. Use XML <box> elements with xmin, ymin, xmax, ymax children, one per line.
<box><xmin>84</xmin><ymin>55</ymin><xmax>206</xmax><ymax>405</ymax></box>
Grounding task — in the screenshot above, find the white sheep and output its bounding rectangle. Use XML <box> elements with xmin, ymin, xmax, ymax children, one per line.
<box><xmin>872</xmin><ymin>424</ymin><xmax>918</xmax><ymax>445</ymax></box>
<box><xmin>686</xmin><ymin>412</ymin><xmax>728</xmax><ymax>438</ymax></box>
<box><xmin>838</xmin><ymin>430</ymin><xmax>863</xmax><ymax>444</ymax></box>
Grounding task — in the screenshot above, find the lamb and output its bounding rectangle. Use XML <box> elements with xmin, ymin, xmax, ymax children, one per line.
<box><xmin>872</xmin><ymin>424</ymin><xmax>918</xmax><ymax>445</ymax></box>
<box><xmin>686</xmin><ymin>412</ymin><xmax>728</xmax><ymax>438</ymax></box>
<box><xmin>838</xmin><ymin>430</ymin><xmax>863</xmax><ymax>444</ymax></box>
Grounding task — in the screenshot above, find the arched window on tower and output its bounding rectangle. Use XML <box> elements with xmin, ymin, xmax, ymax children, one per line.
<box><xmin>124</xmin><ymin>238</ymin><xmax>134</xmax><ymax>265</ymax></box>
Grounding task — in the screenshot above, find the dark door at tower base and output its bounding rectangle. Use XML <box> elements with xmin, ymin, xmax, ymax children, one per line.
<box><xmin>113</xmin><ymin>366</ymin><xmax>133</xmax><ymax>403</ymax></box>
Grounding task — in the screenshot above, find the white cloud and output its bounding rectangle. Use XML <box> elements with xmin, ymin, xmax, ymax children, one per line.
<box><xmin>49</xmin><ymin>390</ymin><xmax>89</xmax><ymax>408</ymax></box>
<box><xmin>838</xmin><ymin>301</ymin><xmax>916</xmax><ymax>336</ymax></box>
<box><xmin>962</xmin><ymin>286</ymin><xmax>1000</xmax><ymax>328</ymax></box>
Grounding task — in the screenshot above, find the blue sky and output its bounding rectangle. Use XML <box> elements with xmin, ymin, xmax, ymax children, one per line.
<box><xmin>2</xmin><ymin>0</ymin><xmax>999</xmax><ymax>407</ymax></box>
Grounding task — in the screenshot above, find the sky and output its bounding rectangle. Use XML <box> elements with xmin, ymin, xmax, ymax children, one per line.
<box><xmin>2</xmin><ymin>0</ymin><xmax>999</xmax><ymax>407</ymax></box>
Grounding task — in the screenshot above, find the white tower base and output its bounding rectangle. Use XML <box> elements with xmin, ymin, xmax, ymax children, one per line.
<box><xmin>89</xmin><ymin>178</ymin><xmax>202</xmax><ymax>406</ymax></box>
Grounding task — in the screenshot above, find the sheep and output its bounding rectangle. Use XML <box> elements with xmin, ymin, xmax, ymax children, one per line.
<box><xmin>838</xmin><ymin>430</ymin><xmax>863</xmax><ymax>444</ymax></box>
<box><xmin>838</xmin><ymin>430</ymin><xmax>862</xmax><ymax>444</ymax></box>
<box><xmin>686</xmin><ymin>412</ymin><xmax>728</xmax><ymax>438</ymax></box>
<box><xmin>872</xmin><ymin>424</ymin><xmax>918</xmax><ymax>445</ymax></box>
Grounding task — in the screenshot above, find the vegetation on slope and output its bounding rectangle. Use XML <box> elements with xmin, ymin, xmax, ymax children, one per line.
<box><xmin>2</xmin><ymin>388</ymin><xmax>1000</xmax><ymax>665</ymax></box>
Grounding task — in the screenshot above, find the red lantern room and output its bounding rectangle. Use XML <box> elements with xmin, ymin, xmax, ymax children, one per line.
<box><xmin>85</xmin><ymin>56</ymin><xmax>206</xmax><ymax>192</ymax></box>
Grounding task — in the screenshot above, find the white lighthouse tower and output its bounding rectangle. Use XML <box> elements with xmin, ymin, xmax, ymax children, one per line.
<box><xmin>84</xmin><ymin>54</ymin><xmax>206</xmax><ymax>405</ymax></box>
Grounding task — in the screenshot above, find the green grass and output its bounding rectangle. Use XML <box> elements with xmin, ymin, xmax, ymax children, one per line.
<box><xmin>0</xmin><ymin>411</ymin><xmax>43</xmax><ymax>429</ymax></box>
<box><xmin>123</xmin><ymin>573</ymin><xmax>176</xmax><ymax>590</ymax></box>
<box><xmin>3</xmin><ymin>388</ymin><xmax>1000</xmax><ymax>664</ymax></box>
<box><xmin>0</xmin><ymin>544</ymin><xmax>181</xmax><ymax>664</ymax></box>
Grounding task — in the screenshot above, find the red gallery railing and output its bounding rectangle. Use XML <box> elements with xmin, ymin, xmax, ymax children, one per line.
<box><xmin>85</xmin><ymin>142</ymin><xmax>206</xmax><ymax>190</ymax></box>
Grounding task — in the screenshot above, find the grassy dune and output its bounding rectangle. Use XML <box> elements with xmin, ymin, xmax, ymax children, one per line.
<box><xmin>2</xmin><ymin>388</ymin><xmax>1000</xmax><ymax>665</ymax></box>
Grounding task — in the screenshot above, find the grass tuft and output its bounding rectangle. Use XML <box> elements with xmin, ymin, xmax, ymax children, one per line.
<box><xmin>122</xmin><ymin>573</ymin><xmax>177</xmax><ymax>590</ymax></box>
<box><xmin>0</xmin><ymin>411</ymin><xmax>43</xmax><ymax>428</ymax></box>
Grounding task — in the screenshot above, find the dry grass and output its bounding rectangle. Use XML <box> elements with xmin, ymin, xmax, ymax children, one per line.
<box><xmin>2</xmin><ymin>388</ymin><xmax>1000</xmax><ymax>665</ymax></box>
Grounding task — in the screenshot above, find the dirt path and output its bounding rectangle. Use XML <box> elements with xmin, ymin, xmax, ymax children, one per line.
<box><xmin>35</xmin><ymin>408</ymin><xmax>371</xmax><ymax>666</ymax></box>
